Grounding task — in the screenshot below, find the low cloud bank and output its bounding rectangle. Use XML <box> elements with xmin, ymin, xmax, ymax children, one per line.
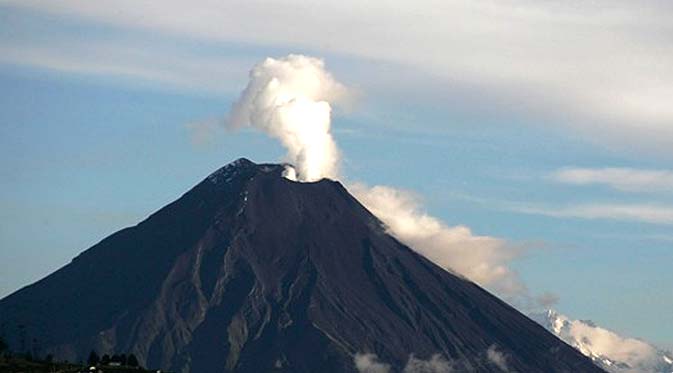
<box><xmin>354</xmin><ymin>347</ymin><xmax>515</xmax><ymax>373</ymax></box>
<box><xmin>354</xmin><ymin>352</ymin><xmax>453</xmax><ymax>373</ymax></box>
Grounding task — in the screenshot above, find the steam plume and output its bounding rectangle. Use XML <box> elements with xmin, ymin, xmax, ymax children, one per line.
<box><xmin>350</xmin><ymin>184</ymin><xmax>525</xmax><ymax>297</ymax></box>
<box><xmin>229</xmin><ymin>54</ymin><xmax>528</xmax><ymax>299</ymax></box>
<box><xmin>228</xmin><ymin>54</ymin><xmax>346</xmax><ymax>181</ymax></box>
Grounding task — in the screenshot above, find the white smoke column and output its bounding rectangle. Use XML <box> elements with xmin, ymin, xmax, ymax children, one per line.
<box><xmin>228</xmin><ymin>54</ymin><xmax>346</xmax><ymax>181</ymax></box>
<box><xmin>229</xmin><ymin>55</ymin><xmax>526</xmax><ymax>299</ymax></box>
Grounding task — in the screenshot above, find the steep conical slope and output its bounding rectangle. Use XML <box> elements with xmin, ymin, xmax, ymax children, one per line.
<box><xmin>0</xmin><ymin>159</ymin><xmax>605</xmax><ymax>372</ymax></box>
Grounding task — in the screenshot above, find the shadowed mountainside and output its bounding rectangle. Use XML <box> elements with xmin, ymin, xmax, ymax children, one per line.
<box><xmin>0</xmin><ymin>158</ymin><xmax>606</xmax><ymax>372</ymax></box>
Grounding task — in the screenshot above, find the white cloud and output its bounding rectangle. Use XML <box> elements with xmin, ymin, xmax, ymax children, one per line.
<box><xmin>354</xmin><ymin>353</ymin><xmax>391</xmax><ymax>373</ymax></box>
<box><xmin>355</xmin><ymin>353</ymin><xmax>454</xmax><ymax>373</ymax></box>
<box><xmin>486</xmin><ymin>345</ymin><xmax>512</xmax><ymax>372</ymax></box>
<box><xmin>551</xmin><ymin>167</ymin><xmax>673</xmax><ymax>193</ymax></box>
<box><xmin>349</xmin><ymin>184</ymin><xmax>526</xmax><ymax>297</ymax></box>
<box><xmin>4</xmin><ymin>0</ymin><xmax>673</xmax><ymax>150</ymax></box>
<box><xmin>403</xmin><ymin>354</ymin><xmax>454</xmax><ymax>373</ymax></box>
<box><xmin>532</xmin><ymin>310</ymin><xmax>673</xmax><ymax>373</ymax></box>
<box><xmin>447</xmin><ymin>184</ymin><xmax>673</xmax><ymax>226</ymax></box>
<box><xmin>515</xmin><ymin>203</ymin><xmax>673</xmax><ymax>225</ymax></box>
<box><xmin>0</xmin><ymin>36</ymin><xmax>254</xmax><ymax>94</ymax></box>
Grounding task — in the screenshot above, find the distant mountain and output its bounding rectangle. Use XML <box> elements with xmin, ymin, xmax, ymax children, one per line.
<box><xmin>0</xmin><ymin>158</ymin><xmax>605</xmax><ymax>372</ymax></box>
<box><xmin>530</xmin><ymin>309</ymin><xmax>673</xmax><ymax>373</ymax></box>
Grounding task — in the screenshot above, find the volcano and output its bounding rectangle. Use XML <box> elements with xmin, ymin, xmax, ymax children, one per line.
<box><xmin>0</xmin><ymin>159</ymin><xmax>605</xmax><ymax>372</ymax></box>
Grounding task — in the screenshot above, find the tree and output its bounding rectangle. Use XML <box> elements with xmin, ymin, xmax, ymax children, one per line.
<box><xmin>127</xmin><ymin>353</ymin><xmax>139</xmax><ymax>367</ymax></box>
<box><xmin>101</xmin><ymin>354</ymin><xmax>110</xmax><ymax>365</ymax></box>
<box><xmin>120</xmin><ymin>353</ymin><xmax>127</xmax><ymax>365</ymax></box>
<box><xmin>0</xmin><ymin>337</ymin><xmax>7</xmax><ymax>353</ymax></box>
<box><xmin>111</xmin><ymin>354</ymin><xmax>121</xmax><ymax>365</ymax></box>
<box><xmin>88</xmin><ymin>350</ymin><xmax>100</xmax><ymax>366</ymax></box>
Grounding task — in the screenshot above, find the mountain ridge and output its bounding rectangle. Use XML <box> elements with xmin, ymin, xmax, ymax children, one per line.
<box><xmin>0</xmin><ymin>158</ymin><xmax>606</xmax><ymax>372</ymax></box>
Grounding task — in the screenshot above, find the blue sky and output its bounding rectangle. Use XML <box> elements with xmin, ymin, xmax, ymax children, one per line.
<box><xmin>1</xmin><ymin>1</ymin><xmax>672</xmax><ymax>351</ymax></box>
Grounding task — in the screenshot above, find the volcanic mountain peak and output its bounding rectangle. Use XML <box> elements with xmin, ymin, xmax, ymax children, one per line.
<box><xmin>206</xmin><ymin>157</ymin><xmax>258</xmax><ymax>184</ymax></box>
<box><xmin>0</xmin><ymin>158</ymin><xmax>606</xmax><ymax>372</ymax></box>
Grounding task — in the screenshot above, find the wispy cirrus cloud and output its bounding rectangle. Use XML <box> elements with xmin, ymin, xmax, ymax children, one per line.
<box><xmin>540</xmin><ymin>167</ymin><xmax>673</xmax><ymax>225</ymax></box>
<box><xmin>445</xmin><ymin>190</ymin><xmax>673</xmax><ymax>225</ymax></box>
<box><xmin>551</xmin><ymin>167</ymin><xmax>673</xmax><ymax>193</ymax></box>
<box><xmin>0</xmin><ymin>19</ymin><xmax>256</xmax><ymax>94</ymax></box>
<box><xmin>512</xmin><ymin>203</ymin><xmax>673</xmax><ymax>225</ymax></box>
<box><xmin>3</xmin><ymin>0</ymin><xmax>673</xmax><ymax>151</ymax></box>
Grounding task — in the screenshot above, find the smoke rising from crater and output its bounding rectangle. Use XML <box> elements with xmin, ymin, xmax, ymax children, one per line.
<box><xmin>228</xmin><ymin>54</ymin><xmax>529</xmax><ymax>300</ymax></box>
<box><xmin>228</xmin><ymin>54</ymin><xmax>346</xmax><ymax>181</ymax></box>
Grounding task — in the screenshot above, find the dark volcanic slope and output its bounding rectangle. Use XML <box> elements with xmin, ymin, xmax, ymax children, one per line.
<box><xmin>0</xmin><ymin>159</ymin><xmax>605</xmax><ymax>373</ymax></box>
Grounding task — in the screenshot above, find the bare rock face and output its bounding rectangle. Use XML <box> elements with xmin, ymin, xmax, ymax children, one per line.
<box><xmin>0</xmin><ymin>159</ymin><xmax>605</xmax><ymax>372</ymax></box>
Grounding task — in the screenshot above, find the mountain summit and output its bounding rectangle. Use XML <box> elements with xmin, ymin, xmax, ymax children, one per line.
<box><xmin>0</xmin><ymin>159</ymin><xmax>605</xmax><ymax>372</ymax></box>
